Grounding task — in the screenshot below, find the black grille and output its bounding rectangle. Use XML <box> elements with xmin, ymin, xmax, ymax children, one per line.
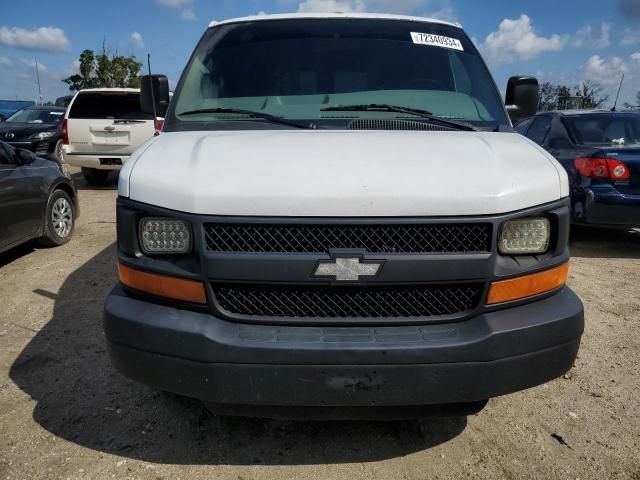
<box><xmin>213</xmin><ymin>283</ymin><xmax>482</xmax><ymax>319</ymax></box>
<box><xmin>204</xmin><ymin>223</ymin><xmax>491</xmax><ymax>254</ymax></box>
<box><xmin>348</xmin><ymin>119</ymin><xmax>456</xmax><ymax>131</ymax></box>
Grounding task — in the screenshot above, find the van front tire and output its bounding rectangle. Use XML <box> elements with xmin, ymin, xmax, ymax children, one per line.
<box><xmin>81</xmin><ymin>167</ymin><xmax>110</xmax><ymax>186</ymax></box>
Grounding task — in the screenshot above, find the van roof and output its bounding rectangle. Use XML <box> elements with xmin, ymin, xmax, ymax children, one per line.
<box><xmin>209</xmin><ymin>12</ymin><xmax>461</xmax><ymax>29</ymax></box>
<box><xmin>77</xmin><ymin>88</ymin><xmax>140</xmax><ymax>93</ymax></box>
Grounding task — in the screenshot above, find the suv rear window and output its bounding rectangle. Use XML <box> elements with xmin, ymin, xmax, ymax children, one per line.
<box><xmin>69</xmin><ymin>92</ymin><xmax>152</xmax><ymax>120</ymax></box>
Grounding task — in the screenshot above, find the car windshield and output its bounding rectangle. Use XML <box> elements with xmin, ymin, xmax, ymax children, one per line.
<box><xmin>6</xmin><ymin>108</ymin><xmax>64</xmax><ymax>124</ymax></box>
<box><xmin>169</xmin><ymin>18</ymin><xmax>508</xmax><ymax>130</ymax></box>
<box><xmin>566</xmin><ymin>114</ymin><xmax>640</xmax><ymax>146</ymax></box>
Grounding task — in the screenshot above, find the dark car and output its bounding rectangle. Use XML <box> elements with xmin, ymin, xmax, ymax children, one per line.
<box><xmin>0</xmin><ymin>141</ymin><xmax>78</xmax><ymax>255</ymax></box>
<box><xmin>55</xmin><ymin>95</ymin><xmax>74</xmax><ymax>108</ymax></box>
<box><xmin>516</xmin><ymin>110</ymin><xmax>640</xmax><ymax>227</ymax></box>
<box><xmin>0</xmin><ymin>106</ymin><xmax>66</xmax><ymax>164</ymax></box>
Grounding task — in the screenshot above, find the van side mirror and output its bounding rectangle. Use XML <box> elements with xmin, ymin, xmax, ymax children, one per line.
<box><xmin>505</xmin><ymin>76</ymin><xmax>539</xmax><ymax>125</ymax></box>
<box><xmin>140</xmin><ymin>74</ymin><xmax>170</xmax><ymax>117</ymax></box>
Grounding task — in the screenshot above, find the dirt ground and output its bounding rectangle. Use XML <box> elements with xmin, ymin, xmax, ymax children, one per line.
<box><xmin>1</xmin><ymin>172</ymin><xmax>639</xmax><ymax>480</ymax></box>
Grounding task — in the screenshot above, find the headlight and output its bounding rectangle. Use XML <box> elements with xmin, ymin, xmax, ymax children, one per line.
<box><xmin>139</xmin><ymin>218</ymin><xmax>192</xmax><ymax>254</ymax></box>
<box><xmin>499</xmin><ymin>217</ymin><xmax>550</xmax><ymax>255</ymax></box>
<box><xmin>30</xmin><ymin>131</ymin><xmax>56</xmax><ymax>140</ymax></box>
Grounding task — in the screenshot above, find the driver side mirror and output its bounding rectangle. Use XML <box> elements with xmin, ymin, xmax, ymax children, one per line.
<box><xmin>140</xmin><ymin>74</ymin><xmax>170</xmax><ymax>117</ymax></box>
<box><xmin>15</xmin><ymin>148</ymin><xmax>36</xmax><ymax>165</ymax></box>
<box><xmin>505</xmin><ymin>76</ymin><xmax>539</xmax><ymax>125</ymax></box>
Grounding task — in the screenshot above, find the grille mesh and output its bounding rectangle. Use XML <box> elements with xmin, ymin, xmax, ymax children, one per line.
<box><xmin>348</xmin><ymin>119</ymin><xmax>456</xmax><ymax>131</ymax></box>
<box><xmin>213</xmin><ymin>283</ymin><xmax>482</xmax><ymax>319</ymax></box>
<box><xmin>204</xmin><ymin>223</ymin><xmax>491</xmax><ymax>254</ymax></box>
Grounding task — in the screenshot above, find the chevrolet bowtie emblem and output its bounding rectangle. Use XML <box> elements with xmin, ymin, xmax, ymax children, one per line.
<box><xmin>314</xmin><ymin>257</ymin><xmax>382</xmax><ymax>282</ymax></box>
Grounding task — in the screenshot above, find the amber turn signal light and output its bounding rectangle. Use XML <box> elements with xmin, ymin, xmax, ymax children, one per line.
<box><xmin>487</xmin><ymin>262</ymin><xmax>569</xmax><ymax>305</ymax></box>
<box><xmin>118</xmin><ymin>262</ymin><xmax>207</xmax><ymax>304</ymax></box>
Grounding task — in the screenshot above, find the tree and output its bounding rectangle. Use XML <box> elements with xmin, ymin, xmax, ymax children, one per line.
<box><xmin>538</xmin><ymin>80</ymin><xmax>609</xmax><ymax>111</ymax></box>
<box><xmin>538</xmin><ymin>82</ymin><xmax>557</xmax><ymax>111</ymax></box>
<box><xmin>575</xmin><ymin>80</ymin><xmax>609</xmax><ymax>109</ymax></box>
<box><xmin>63</xmin><ymin>47</ymin><xmax>142</xmax><ymax>91</ymax></box>
<box><xmin>538</xmin><ymin>82</ymin><xmax>573</xmax><ymax>111</ymax></box>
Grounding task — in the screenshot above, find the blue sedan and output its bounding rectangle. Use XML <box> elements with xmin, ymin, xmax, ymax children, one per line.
<box><xmin>516</xmin><ymin>110</ymin><xmax>640</xmax><ymax>228</ymax></box>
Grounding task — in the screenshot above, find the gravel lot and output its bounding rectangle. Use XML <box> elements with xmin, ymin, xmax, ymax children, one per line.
<box><xmin>1</xmin><ymin>173</ymin><xmax>639</xmax><ymax>480</ymax></box>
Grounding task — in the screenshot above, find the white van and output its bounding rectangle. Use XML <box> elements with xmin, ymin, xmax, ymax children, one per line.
<box><xmin>62</xmin><ymin>88</ymin><xmax>157</xmax><ymax>185</ymax></box>
<box><xmin>104</xmin><ymin>13</ymin><xmax>584</xmax><ymax>419</ymax></box>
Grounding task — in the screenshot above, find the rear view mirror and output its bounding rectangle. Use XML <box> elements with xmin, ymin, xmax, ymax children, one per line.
<box><xmin>140</xmin><ymin>74</ymin><xmax>170</xmax><ymax>117</ymax></box>
<box><xmin>505</xmin><ymin>76</ymin><xmax>539</xmax><ymax>125</ymax></box>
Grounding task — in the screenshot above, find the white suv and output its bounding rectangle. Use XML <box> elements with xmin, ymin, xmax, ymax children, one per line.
<box><xmin>62</xmin><ymin>88</ymin><xmax>157</xmax><ymax>185</ymax></box>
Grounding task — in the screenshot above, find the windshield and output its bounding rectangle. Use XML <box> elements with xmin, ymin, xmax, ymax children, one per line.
<box><xmin>168</xmin><ymin>18</ymin><xmax>508</xmax><ymax>130</ymax></box>
<box><xmin>6</xmin><ymin>108</ymin><xmax>64</xmax><ymax>124</ymax></box>
<box><xmin>566</xmin><ymin>114</ymin><xmax>640</xmax><ymax>146</ymax></box>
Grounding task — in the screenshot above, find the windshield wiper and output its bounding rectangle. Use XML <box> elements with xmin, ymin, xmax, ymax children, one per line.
<box><xmin>320</xmin><ymin>104</ymin><xmax>477</xmax><ymax>131</ymax></box>
<box><xmin>177</xmin><ymin>107</ymin><xmax>317</xmax><ymax>129</ymax></box>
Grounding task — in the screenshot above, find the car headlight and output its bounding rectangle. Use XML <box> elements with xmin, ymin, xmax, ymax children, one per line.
<box><xmin>498</xmin><ymin>217</ymin><xmax>550</xmax><ymax>255</ymax></box>
<box><xmin>139</xmin><ymin>218</ymin><xmax>192</xmax><ymax>254</ymax></box>
<box><xmin>30</xmin><ymin>131</ymin><xmax>56</xmax><ymax>140</ymax></box>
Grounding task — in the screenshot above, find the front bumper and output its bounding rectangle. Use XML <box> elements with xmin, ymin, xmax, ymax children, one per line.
<box><xmin>104</xmin><ymin>285</ymin><xmax>583</xmax><ymax>408</ymax></box>
<box><xmin>7</xmin><ymin>139</ymin><xmax>52</xmax><ymax>156</ymax></box>
<box><xmin>575</xmin><ymin>185</ymin><xmax>640</xmax><ymax>227</ymax></box>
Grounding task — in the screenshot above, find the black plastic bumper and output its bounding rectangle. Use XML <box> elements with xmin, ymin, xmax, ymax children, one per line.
<box><xmin>104</xmin><ymin>285</ymin><xmax>583</xmax><ymax>408</ymax></box>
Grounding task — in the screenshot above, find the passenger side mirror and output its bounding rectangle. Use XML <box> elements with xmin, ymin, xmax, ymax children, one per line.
<box><xmin>505</xmin><ymin>76</ymin><xmax>539</xmax><ymax>125</ymax></box>
<box><xmin>140</xmin><ymin>74</ymin><xmax>170</xmax><ymax>117</ymax></box>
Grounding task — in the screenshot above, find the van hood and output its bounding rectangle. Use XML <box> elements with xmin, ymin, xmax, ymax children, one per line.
<box><xmin>121</xmin><ymin>130</ymin><xmax>568</xmax><ymax>217</ymax></box>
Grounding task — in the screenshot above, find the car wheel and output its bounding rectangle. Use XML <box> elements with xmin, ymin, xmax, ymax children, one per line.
<box><xmin>38</xmin><ymin>189</ymin><xmax>75</xmax><ymax>247</ymax></box>
<box><xmin>81</xmin><ymin>167</ymin><xmax>110</xmax><ymax>185</ymax></box>
<box><xmin>51</xmin><ymin>139</ymin><xmax>64</xmax><ymax>164</ymax></box>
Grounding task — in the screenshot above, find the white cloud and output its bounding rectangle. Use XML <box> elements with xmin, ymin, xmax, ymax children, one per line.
<box><xmin>179</xmin><ymin>8</ymin><xmax>197</xmax><ymax>20</ymax></box>
<box><xmin>295</xmin><ymin>0</ymin><xmax>455</xmax><ymax>18</ymax></box>
<box><xmin>572</xmin><ymin>23</ymin><xmax>610</xmax><ymax>49</ymax></box>
<box><xmin>580</xmin><ymin>55</ymin><xmax>626</xmax><ymax>86</ymax></box>
<box><xmin>131</xmin><ymin>31</ymin><xmax>144</xmax><ymax>49</ymax></box>
<box><xmin>425</xmin><ymin>4</ymin><xmax>457</xmax><ymax>22</ymax></box>
<box><xmin>157</xmin><ymin>0</ymin><xmax>196</xmax><ymax>21</ymax></box>
<box><xmin>369</xmin><ymin>0</ymin><xmax>426</xmax><ymax>13</ymax></box>
<box><xmin>621</xmin><ymin>28</ymin><xmax>640</xmax><ymax>46</ymax></box>
<box><xmin>61</xmin><ymin>58</ymin><xmax>80</xmax><ymax>78</ymax></box>
<box><xmin>632</xmin><ymin>52</ymin><xmax>640</xmax><ymax>62</ymax></box>
<box><xmin>0</xmin><ymin>26</ymin><xmax>70</xmax><ymax>52</ymax></box>
<box><xmin>479</xmin><ymin>15</ymin><xmax>567</xmax><ymax>68</ymax></box>
<box><xmin>297</xmin><ymin>0</ymin><xmax>366</xmax><ymax>12</ymax></box>
<box><xmin>157</xmin><ymin>0</ymin><xmax>189</xmax><ymax>6</ymax></box>
<box><xmin>20</xmin><ymin>58</ymin><xmax>48</xmax><ymax>73</ymax></box>
<box><xmin>0</xmin><ymin>56</ymin><xmax>12</xmax><ymax>67</ymax></box>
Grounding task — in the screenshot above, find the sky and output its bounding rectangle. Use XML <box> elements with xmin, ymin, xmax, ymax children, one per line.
<box><xmin>1</xmin><ymin>0</ymin><xmax>640</xmax><ymax>106</ymax></box>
